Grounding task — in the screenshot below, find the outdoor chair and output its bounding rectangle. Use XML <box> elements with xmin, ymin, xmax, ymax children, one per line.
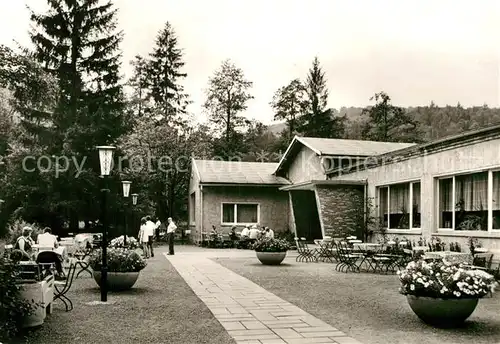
<box><xmin>333</xmin><ymin>241</ymin><xmax>362</xmax><ymax>273</ymax></box>
<box><xmin>294</xmin><ymin>237</ymin><xmax>318</xmax><ymax>263</ymax></box>
<box><xmin>53</xmin><ymin>261</ymin><xmax>77</xmax><ymax>311</ymax></box>
<box><xmin>73</xmin><ymin>248</ymin><xmax>93</xmax><ymax>279</ymax></box>
<box><xmin>315</xmin><ymin>240</ymin><xmax>337</xmax><ymax>263</ymax></box>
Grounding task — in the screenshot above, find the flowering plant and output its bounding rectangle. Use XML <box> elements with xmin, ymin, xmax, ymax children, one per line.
<box><xmin>398</xmin><ymin>259</ymin><xmax>497</xmax><ymax>299</ymax></box>
<box><xmin>109</xmin><ymin>235</ymin><xmax>139</xmax><ymax>249</ymax></box>
<box><xmin>252</xmin><ymin>237</ymin><xmax>290</xmax><ymax>252</ymax></box>
<box><xmin>89</xmin><ymin>248</ymin><xmax>147</xmax><ymax>273</ymax></box>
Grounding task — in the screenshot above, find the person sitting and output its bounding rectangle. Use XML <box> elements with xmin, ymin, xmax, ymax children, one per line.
<box><xmin>13</xmin><ymin>227</ymin><xmax>35</xmax><ymax>261</ymax></box>
<box><xmin>249</xmin><ymin>225</ymin><xmax>259</xmax><ymax>241</ymax></box>
<box><xmin>238</xmin><ymin>226</ymin><xmax>250</xmax><ymax>249</ymax></box>
<box><xmin>229</xmin><ymin>226</ymin><xmax>238</xmax><ymax>241</ymax></box>
<box><xmin>36</xmin><ymin>227</ymin><xmax>66</xmax><ymax>280</ymax></box>
<box><xmin>264</xmin><ymin>227</ymin><xmax>274</xmax><ymax>239</ymax></box>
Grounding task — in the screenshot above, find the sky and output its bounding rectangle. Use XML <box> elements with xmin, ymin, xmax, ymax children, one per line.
<box><xmin>1</xmin><ymin>0</ymin><xmax>499</xmax><ymax>124</ymax></box>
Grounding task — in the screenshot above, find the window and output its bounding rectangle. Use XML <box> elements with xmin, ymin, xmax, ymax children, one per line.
<box><xmin>437</xmin><ymin>170</ymin><xmax>497</xmax><ymax>231</ymax></box>
<box><xmin>222</xmin><ymin>203</ymin><xmax>259</xmax><ymax>224</ymax></box>
<box><xmin>378</xmin><ymin>181</ymin><xmax>421</xmax><ymax>230</ymax></box>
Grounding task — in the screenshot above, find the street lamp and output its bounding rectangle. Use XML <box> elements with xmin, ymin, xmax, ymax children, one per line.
<box><xmin>131</xmin><ymin>193</ymin><xmax>138</xmax><ymax>240</ymax></box>
<box><xmin>121</xmin><ymin>181</ymin><xmax>131</xmax><ymax>245</ymax></box>
<box><xmin>96</xmin><ymin>145</ymin><xmax>115</xmax><ymax>303</ymax></box>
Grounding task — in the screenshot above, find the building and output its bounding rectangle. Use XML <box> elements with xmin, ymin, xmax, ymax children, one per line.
<box><xmin>188</xmin><ymin>126</ymin><xmax>500</xmax><ymax>260</ymax></box>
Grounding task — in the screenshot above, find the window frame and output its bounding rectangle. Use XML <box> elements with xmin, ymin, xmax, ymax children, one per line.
<box><xmin>220</xmin><ymin>202</ymin><xmax>260</xmax><ymax>225</ymax></box>
<box><xmin>377</xmin><ymin>180</ymin><xmax>422</xmax><ymax>231</ymax></box>
<box><xmin>436</xmin><ymin>168</ymin><xmax>500</xmax><ymax>233</ymax></box>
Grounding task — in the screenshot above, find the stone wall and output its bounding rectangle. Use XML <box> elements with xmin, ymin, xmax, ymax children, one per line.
<box><xmin>316</xmin><ymin>185</ymin><xmax>364</xmax><ymax>238</ymax></box>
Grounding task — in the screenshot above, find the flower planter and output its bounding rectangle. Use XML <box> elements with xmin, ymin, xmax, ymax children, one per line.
<box><xmin>406</xmin><ymin>295</ymin><xmax>479</xmax><ymax>327</ymax></box>
<box><xmin>256</xmin><ymin>251</ymin><xmax>287</xmax><ymax>265</ymax></box>
<box><xmin>93</xmin><ymin>271</ymin><xmax>140</xmax><ymax>291</ymax></box>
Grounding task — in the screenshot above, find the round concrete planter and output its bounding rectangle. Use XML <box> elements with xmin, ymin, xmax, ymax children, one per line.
<box><xmin>406</xmin><ymin>295</ymin><xmax>479</xmax><ymax>327</ymax></box>
<box><xmin>93</xmin><ymin>271</ymin><xmax>140</xmax><ymax>291</ymax></box>
<box><xmin>256</xmin><ymin>251</ymin><xmax>287</xmax><ymax>265</ymax></box>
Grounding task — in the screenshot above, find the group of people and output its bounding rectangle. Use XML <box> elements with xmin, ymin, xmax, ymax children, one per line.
<box><xmin>14</xmin><ymin>226</ymin><xmax>66</xmax><ymax>280</ymax></box>
<box><xmin>138</xmin><ymin>216</ymin><xmax>177</xmax><ymax>256</ymax></box>
<box><xmin>239</xmin><ymin>224</ymin><xmax>274</xmax><ymax>240</ymax></box>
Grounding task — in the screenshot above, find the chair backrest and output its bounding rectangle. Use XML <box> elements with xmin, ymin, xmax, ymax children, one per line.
<box><xmin>473</xmin><ymin>253</ymin><xmax>494</xmax><ymax>268</ymax></box>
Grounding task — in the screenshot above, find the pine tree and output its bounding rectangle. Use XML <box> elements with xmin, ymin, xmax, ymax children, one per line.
<box><xmin>27</xmin><ymin>0</ymin><xmax>129</xmax><ymax>232</ymax></box>
<box><xmin>146</xmin><ymin>22</ymin><xmax>190</xmax><ymax>126</ymax></box>
<box><xmin>297</xmin><ymin>57</ymin><xmax>345</xmax><ymax>138</ymax></box>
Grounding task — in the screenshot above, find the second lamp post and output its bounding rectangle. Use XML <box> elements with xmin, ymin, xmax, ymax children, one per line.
<box><xmin>121</xmin><ymin>181</ymin><xmax>131</xmax><ymax>245</ymax></box>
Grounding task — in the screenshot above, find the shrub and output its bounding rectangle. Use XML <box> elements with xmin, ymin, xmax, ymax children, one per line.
<box><xmin>89</xmin><ymin>248</ymin><xmax>147</xmax><ymax>273</ymax></box>
<box><xmin>252</xmin><ymin>237</ymin><xmax>290</xmax><ymax>252</ymax></box>
<box><xmin>6</xmin><ymin>220</ymin><xmax>43</xmax><ymax>246</ymax></box>
<box><xmin>0</xmin><ymin>259</ymin><xmax>37</xmax><ymax>341</ymax></box>
<box><xmin>398</xmin><ymin>259</ymin><xmax>497</xmax><ymax>299</ymax></box>
<box><xmin>108</xmin><ymin>235</ymin><xmax>140</xmax><ymax>249</ymax></box>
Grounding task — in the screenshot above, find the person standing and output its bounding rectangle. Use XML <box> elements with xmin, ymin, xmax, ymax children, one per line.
<box><xmin>138</xmin><ymin>217</ymin><xmax>149</xmax><ymax>258</ymax></box>
<box><xmin>166</xmin><ymin>217</ymin><xmax>177</xmax><ymax>255</ymax></box>
<box><xmin>153</xmin><ymin>216</ymin><xmax>161</xmax><ymax>243</ymax></box>
<box><xmin>145</xmin><ymin>216</ymin><xmax>155</xmax><ymax>257</ymax></box>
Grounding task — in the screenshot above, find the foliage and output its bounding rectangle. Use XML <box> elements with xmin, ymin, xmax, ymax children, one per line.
<box><xmin>89</xmin><ymin>248</ymin><xmax>147</xmax><ymax>273</ymax></box>
<box><xmin>109</xmin><ymin>235</ymin><xmax>140</xmax><ymax>249</ymax></box>
<box><xmin>296</xmin><ymin>57</ymin><xmax>346</xmax><ymax>138</ymax></box>
<box><xmin>270</xmin><ymin>79</ymin><xmax>307</xmax><ymax>140</ymax></box>
<box><xmin>398</xmin><ymin>259</ymin><xmax>497</xmax><ymax>299</ymax></box>
<box><xmin>275</xmin><ymin>229</ymin><xmax>296</xmax><ymax>245</ymax></box>
<box><xmin>252</xmin><ymin>237</ymin><xmax>290</xmax><ymax>252</ymax></box>
<box><xmin>0</xmin><ymin>259</ymin><xmax>37</xmax><ymax>340</ymax></box>
<box><xmin>203</xmin><ymin>59</ymin><xmax>253</xmax><ymax>158</ymax></box>
<box><xmin>6</xmin><ymin>219</ymin><xmax>43</xmax><ymax>245</ymax></box>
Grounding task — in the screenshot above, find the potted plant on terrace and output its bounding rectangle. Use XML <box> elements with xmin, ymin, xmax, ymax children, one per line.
<box><xmin>89</xmin><ymin>247</ymin><xmax>147</xmax><ymax>291</ymax></box>
<box><xmin>252</xmin><ymin>237</ymin><xmax>290</xmax><ymax>265</ymax></box>
<box><xmin>398</xmin><ymin>259</ymin><xmax>497</xmax><ymax>327</ymax></box>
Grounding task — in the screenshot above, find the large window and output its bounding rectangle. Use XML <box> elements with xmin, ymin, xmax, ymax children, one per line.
<box><xmin>222</xmin><ymin>203</ymin><xmax>259</xmax><ymax>224</ymax></box>
<box><xmin>438</xmin><ymin>170</ymin><xmax>500</xmax><ymax>231</ymax></box>
<box><xmin>378</xmin><ymin>181</ymin><xmax>421</xmax><ymax>230</ymax></box>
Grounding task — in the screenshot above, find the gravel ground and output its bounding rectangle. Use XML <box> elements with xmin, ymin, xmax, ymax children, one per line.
<box><xmin>10</xmin><ymin>246</ymin><xmax>235</xmax><ymax>344</ymax></box>
<box><xmin>216</xmin><ymin>255</ymin><xmax>500</xmax><ymax>344</ymax></box>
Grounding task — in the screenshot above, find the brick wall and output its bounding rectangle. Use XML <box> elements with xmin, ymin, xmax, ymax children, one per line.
<box><xmin>202</xmin><ymin>185</ymin><xmax>289</xmax><ymax>234</ymax></box>
<box><xmin>316</xmin><ymin>185</ymin><xmax>364</xmax><ymax>238</ymax></box>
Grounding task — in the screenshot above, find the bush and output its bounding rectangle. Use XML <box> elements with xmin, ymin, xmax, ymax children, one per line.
<box><xmin>398</xmin><ymin>259</ymin><xmax>498</xmax><ymax>299</ymax></box>
<box><xmin>89</xmin><ymin>248</ymin><xmax>147</xmax><ymax>273</ymax></box>
<box><xmin>0</xmin><ymin>259</ymin><xmax>37</xmax><ymax>341</ymax></box>
<box><xmin>252</xmin><ymin>237</ymin><xmax>290</xmax><ymax>252</ymax></box>
<box><xmin>6</xmin><ymin>220</ymin><xmax>43</xmax><ymax>246</ymax></box>
<box><xmin>108</xmin><ymin>235</ymin><xmax>140</xmax><ymax>249</ymax></box>
<box><xmin>276</xmin><ymin>230</ymin><xmax>295</xmax><ymax>245</ymax></box>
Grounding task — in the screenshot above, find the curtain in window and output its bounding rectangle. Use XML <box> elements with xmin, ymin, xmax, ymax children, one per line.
<box><xmin>456</xmin><ymin>173</ymin><xmax>487</xmax><ymax>211</ymax></box>
<box><xmin>412</xmin><ymin>182</ymin><xmax>421</xmax><ymax>212</ymax></box>
<box><xmin>439</xmin><ymin>178</ymin><xmax>452</xmax><ymax>212</ymax></box>
<box><xmin>237</xmin><ymin>204</ymin><xmax>258</xmax><ymax>223</ymax></box>
<box><xmin>379</xmin><ymin>187</ymin><xmax>388</xmax><ymax>218</ymax></box>
<box><xmin>222</xmin><ymin>204</ymin><xmax>235</xmax><ymax>223</ymax></box>
<box><xmin>390</xmin><ymin>184</ymin><xmax>409</xmax><ymax>213</ymax></box>
<box><xmin>493</xmin><ymin>172</ymin><xmax>500</xmax><ymax>210</ymax></box>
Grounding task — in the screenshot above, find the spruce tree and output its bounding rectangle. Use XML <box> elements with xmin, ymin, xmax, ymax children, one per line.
<box><xmin>297</xmin><ymin>57</ymin><xmax>345</xmax><ymax>138</ymax></box>
<box><xmin>146</xmin><ymin>22</ymin><xmax>190</xmax><ymax>125</ymax></box>
<box><xmin>28</xmin><ymin>0</ymin><xmax>129</xmax><ymax>231</ymax></box>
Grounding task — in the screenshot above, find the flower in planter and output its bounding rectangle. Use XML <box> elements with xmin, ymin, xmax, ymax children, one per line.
<box><xmin>252</xmin><ymin>237</ymin><xmax>290</xmax><ymax>252</ymax></box>
<box><xmin>109</xmin><ymin>235</ymin><xmax>139</xmax><ymax>249</ymax></box>
<box><xmin>89</xmin><ymin>248</ymin><xmax>147</xmax><ymax>273</ymax></box>
<box><xmin>398</xmin><ymin>259</ymin><xmax>497</xmax><ymax>299</ymax></box>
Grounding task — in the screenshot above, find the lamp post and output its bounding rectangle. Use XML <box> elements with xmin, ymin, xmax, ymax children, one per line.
<box><xmin>121</xmin><ymin>181</ymin><xmax>131</xmax><ymax>245</ymax></box>
<box><xmin>131</xmin><ymin>193</ymin><xmax>138</xmax><ymax>238</ymax></box>
<box><xmin>96</xmin><ymin>145</ymin><xmax>115</xmax><ymax>303</ymax></box>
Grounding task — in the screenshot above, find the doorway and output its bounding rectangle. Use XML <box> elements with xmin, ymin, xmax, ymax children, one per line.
<box><xmin>290</xmin><ymin>190</ymin><xmax>322</xmax><ymax>241</ymax></box>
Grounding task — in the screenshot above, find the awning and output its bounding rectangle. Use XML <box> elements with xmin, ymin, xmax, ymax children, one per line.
<box><xmin>279</xmin><ymin>179</ymin><xmax>367</xmax><ymax>191</ymax></box>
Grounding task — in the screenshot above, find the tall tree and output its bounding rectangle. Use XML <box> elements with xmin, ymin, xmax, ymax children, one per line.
<box><xmin>27</xmin><ymin>0</ymin><xmax>129</xmax><ymax>232</ymax></box>
<box><xmin>146</xmin><ymin>22</ymin><xmax>190</xmax><ymax>125</ymax></box>
<box><xmin>361</xmin><ymin>91</ymin><xmax>421</xmax><ymax>143</ymax></box>
<box><xmin>203</xmin><ymin>59</ymin><xmax>253</xmax><ymax>158</ymax></box>
<box><xmin>127</xmin><ymin>54</ymin><xmax>150</xmax><ymax>119</ymax></box>
<box><xmin>297</xmin><ymin>57</ymin><xmax>345</xmax><ymax>138</ymax></box>
<box><xmin>270</xmin><ymin>78</ymin><xmax>307</xmax><ymax>141</ymax></box>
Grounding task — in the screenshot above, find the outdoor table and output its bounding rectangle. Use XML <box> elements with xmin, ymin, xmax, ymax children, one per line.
<box><xmin>354</xmin><ymin>243</ymin><xmax>382</xmax><ymax>251</ymax></box>
<box><xmin>474</xmin><ymin>248</ymin><xmax>489</xmax><ymax>253</ymax></box>
<box><xmin>423</xmin><ymin>251</ymin><xmax>473</xmax><ymax>264</ymax></box>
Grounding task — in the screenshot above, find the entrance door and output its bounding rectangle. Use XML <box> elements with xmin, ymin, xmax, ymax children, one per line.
<box><xmin>290</xmin><ymin>190</ymin><xmax>323</xmax><ymax>241</ymax></box>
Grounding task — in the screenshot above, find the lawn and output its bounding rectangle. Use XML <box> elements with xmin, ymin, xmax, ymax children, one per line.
<box><xmin>10</xmin><ymin>246</ymin><xmax>235</xmax><ymax>344</ymax></box>
<box><xmin>216</xmin><ymin>256</ymin><xmax>500</xmax><ymax>344</ymax></box>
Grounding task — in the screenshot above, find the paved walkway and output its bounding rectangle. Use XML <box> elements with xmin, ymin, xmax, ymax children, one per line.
<box><xmin>165</xmin><ymin>251</ymin><xmax>363</xmax><ymax>344</ymax></box>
